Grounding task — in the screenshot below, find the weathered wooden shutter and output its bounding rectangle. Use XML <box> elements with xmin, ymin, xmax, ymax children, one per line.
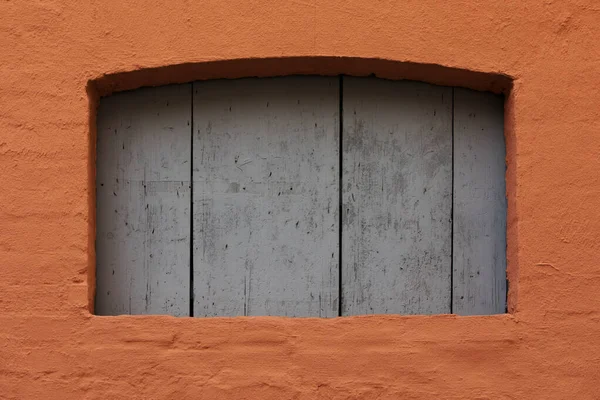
<box><xmin>341</xmin><ymin>77</ymin><xmax>453</xmax><ymax>315</ymax></box>
<box><xmin>95</xmin><ymin>76</ymin><xmax>506</xmax><ymax>317</ymax></box>
<box><xmin>453</xmin><ymin>88</ymin><xmax>506</xmax><ymax>315</ymax></box>
<box><xmin>192</xmin><ymin>77</ymin><xmax>340</xmax><ymax>317</ymax></box>
<box><xmin>95</xmin><ymin>85</ymin><xmax>191</xmax><ymax>316</ymax></box>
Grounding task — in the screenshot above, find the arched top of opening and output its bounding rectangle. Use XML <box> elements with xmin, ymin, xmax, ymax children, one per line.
<box><xmin>89</xmin><ymin>56</ymin><xmax>513</xmax><ymax>100</ymax></box>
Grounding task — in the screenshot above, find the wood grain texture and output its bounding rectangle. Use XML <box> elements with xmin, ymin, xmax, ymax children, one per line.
<box><xmin>341</xmin><ymin>77</ymin><xmax>453</xmax><ymax>315</ymax></box>
<box><xmin>192</xmin><ymin>77</ymin><xmax>339</xmax><ymax>317</ymax></box>
<box><xmin>95</xmin><ymin>84</ymin><xmax>191</xmax><ymax>316</ymax></box>
<box><xmin>453</xmin><ymin>88</ymin><xmax>506</xmax><ymax>315</ymax></box>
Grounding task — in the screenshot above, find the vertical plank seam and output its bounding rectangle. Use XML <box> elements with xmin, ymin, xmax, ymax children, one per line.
<box><xmin>338</xmin><ymin>75</ymin><xmax>344</xmax><ymax>317</ymax></box>
<box><xmin>189</xmin><ymin>83</ymin><xmax>195</xmax><ymax>317</ymax></box>
<box><xmin>504</xmin><ymin>94</ymin><xmax>509</xmax><ymax>314</ymax></box>
<box><xmin>450</xmin><ymin>87</ymin><xmax>455</xmax><ymax>314</ymax></box>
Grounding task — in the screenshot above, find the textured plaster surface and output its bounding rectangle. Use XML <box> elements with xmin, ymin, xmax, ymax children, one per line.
<box><xmin>1</xmin><ymin>0</ymin><xmax>599</xmax><ymax>398</ymax></box>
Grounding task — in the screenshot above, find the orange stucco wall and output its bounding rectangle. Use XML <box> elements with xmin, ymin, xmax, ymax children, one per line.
<box><xmin>1</xmin><ymin>0</ymin><xmax>599</xmax><ymax>398</ymax></box>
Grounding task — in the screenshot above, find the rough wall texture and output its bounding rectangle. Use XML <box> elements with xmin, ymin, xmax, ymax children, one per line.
<box><xmin>1</xmin><ymin>0</ymin><xmax>599</xmax><ymax>398</ymax></box>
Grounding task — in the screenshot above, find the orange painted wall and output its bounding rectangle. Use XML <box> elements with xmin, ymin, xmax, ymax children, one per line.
<box><xmin>1</xmin><ymin>0</ymin><xmax>599</xmax><ymax>398</ymax></box>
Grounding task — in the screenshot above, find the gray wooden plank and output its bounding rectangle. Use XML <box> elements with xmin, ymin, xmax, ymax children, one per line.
<box><xmin>341</xmin><ymin>77</ymin><xmax>453</xmax><ymax>315</ymax></box>
<box><xmin>95</xmin><ymin>84</ymin><xmax>191</xmax><ymax>316</ymax></box>
<box><xmin>453</xmin><ymin>88</ymin><xmax>506</xmax><ymax>315</ymax></box>
<box><xmin>192</xmin><ymin>77</ymin><xmax>339</xmax><ymax>317</ymax></box>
